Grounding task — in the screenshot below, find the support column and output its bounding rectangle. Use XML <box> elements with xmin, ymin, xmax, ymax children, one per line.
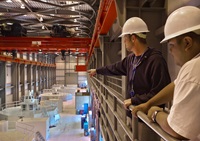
<box><xmin>38</xmin><ymin>66</ymin><xmax>41</xmax><ymax>93</ymax></box>
<box><xmin>20</xmin><ymin>64</ymin><xmax>25</xmax><ymax>97</ymax></box>
<box><xmin>27</xmin><ymin>64</ymin><xmax>32</xmax><ymax>91</ymax></box>
<box><xmin>0</xmin><ymin>62</ymin><xmax>6</xmax><ymax>106</ymax></box>
<box><xmin>11</xmin><ymin>63</ymin><xmax>19</xmax><ymax>101</ymax></box>
<box><xmin>33</xmin><ymin>65</ymin><xmax>37</xmax><ymax>96</ymax></box>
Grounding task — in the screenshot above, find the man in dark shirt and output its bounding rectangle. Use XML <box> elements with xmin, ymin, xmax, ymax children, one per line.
<box><xmin>88</xmin><ymin>17</ymin><xmax>171</xmax><ymax>141</ymax></box>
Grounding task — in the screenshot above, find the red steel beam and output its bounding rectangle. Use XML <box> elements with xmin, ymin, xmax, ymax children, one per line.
<box><xmin>87</xmin><ymin>0</ymin><xmax>117</xmax><ymax>65</ymax></box>
<box><xmin>0</xmin><ymin>37</ymin><xmax>91</xmax><ymax>42</ymax></box>
<box><xmin>0</xmin><ymin>37</ymin><xmax>91</xmax><ymax>53</ymax></box>
<box><xmin>75</xmin><ymin>65</ymin><xmax>87</xmax><ymax>71</ymax></box>
<box><xmin>0</xmin><ymin>55</ymin><xmax>56</xmax><ymax>67</ymax></box>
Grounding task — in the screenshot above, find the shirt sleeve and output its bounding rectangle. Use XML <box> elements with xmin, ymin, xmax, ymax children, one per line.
<box><xmin>167</xmin><ymin>61</ymin><xmax>200</xmax><ymax>139</ymax></box>
<box><xmin>96</xmin><ymin>56</ymin><xmax>130</xmax><ymax>76</ymax></box>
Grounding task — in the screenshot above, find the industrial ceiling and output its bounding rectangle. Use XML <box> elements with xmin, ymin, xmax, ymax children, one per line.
<box><xmin>0</xmin><ymin>0</ymin><xmax>117</xmax><ymax>65</ymax></box>
<box><xmin>0</xmin><ymin>0</ymin><xmax>101</xmax><ymax>62</ymax></box>
<box><xmin>0</xmin><ymin>0</ymin><xmax>99</xmax><ymax>37</ymax></box>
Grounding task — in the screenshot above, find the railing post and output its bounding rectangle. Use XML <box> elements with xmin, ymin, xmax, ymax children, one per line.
<box><xmin>132</xmin><ymin>116</ymin><xmax>139</xmax><ymax>141</ymax></box>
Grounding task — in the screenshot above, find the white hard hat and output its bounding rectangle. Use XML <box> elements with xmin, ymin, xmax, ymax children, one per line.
<box><xmin>161</xmin><ymin>6</ymin><xmax>200</xmax><ymax>43</ymax></box>
<box><xmin>119</xmin><ymin>17</ymin><xmax>149</xmax><ymax>38</ymax></box>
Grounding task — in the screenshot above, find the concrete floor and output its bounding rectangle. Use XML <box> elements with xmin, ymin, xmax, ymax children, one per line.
<box><xmin>48</xmin><ymin>96</ymin><xmax>90</xmax><ymax>141</ymax></box>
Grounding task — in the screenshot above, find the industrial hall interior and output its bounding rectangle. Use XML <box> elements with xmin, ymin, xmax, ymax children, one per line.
<box><xmin>0</xmin><ymin>0</ymin><xmax>200</xmax><ymax>141</ymax></box>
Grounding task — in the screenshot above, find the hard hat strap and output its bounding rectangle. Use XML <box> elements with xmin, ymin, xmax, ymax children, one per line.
<box><xmin>135</xmin><ymin>33</ymin><xmax>147</xmax><ymax>39</ymax></box>
<box><xmin>194</xmin><ymin>29</ymin><xmax>200</xmax><ymax>35</ymax></box>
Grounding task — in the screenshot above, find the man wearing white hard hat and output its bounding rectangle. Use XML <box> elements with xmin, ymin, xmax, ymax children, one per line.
<box><xmin>88</xmin><ymin>17</ymin><xmax>171</xmax><ymax>141</ymax></box>
<box><xmin>132</xmin><ymin>6</ymin><xmax>200</xmax><ymax>140</ymax></box>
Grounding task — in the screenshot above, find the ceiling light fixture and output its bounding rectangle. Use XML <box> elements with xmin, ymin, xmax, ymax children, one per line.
<box><xmin>42</xmin><ymin>26</ymin><xmax>45</xmax><ymax>29</ymax></box>
<box><xmin>39</xmin><ymin>17</ymin><xmax>43</xmax><ymax>21</ymax></box>
<box><xmin>71</xmin><ymin>7</ymin><xmax>75</xmax><ymax>11</ymax></box>
<box><xmin>38</xmin><ymin>49</ymin><xmax>42</xmax><ymax>54</ymax></box>
<box><xmin>21</xmin><ymin>4</ymin><xmax>25</xmax><ymax>9</ymax></box>
<box><xmin>66</xmin><ymin>1</ymin><xmax>72</xmax><ymax>5</ymax></box>
<box><xmin>6</xmin><ymin>0</ymin><xmax>12</xmax><ymax>3</ymax></box>
<box><xmin>7</xmin><ymin>23</ymin><xmax>13</xmax><ymax>25</ymax></box>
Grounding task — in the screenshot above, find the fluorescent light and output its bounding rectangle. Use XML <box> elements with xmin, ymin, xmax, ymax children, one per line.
<box><xmin>21</xmin><ymin>4</ymin><xmax>25</xmax><ymax>9</ymax></box>
<box><xmin>39</xmin><ymin>17</ymin><xmax>43</xmax><ymax>21</ymax></box>
<box><xmin>7</xmin><ymin>23</ymin><xmax>13</xmax><ymax>25</ymax></box>
<box><xmin>6</xmin><ymin>0</ymin><xmax>12</xmax><ymax>3</ymax></box>
<box><xmin>38</xmin><ymin>49</ymin><xmax>42</xmax><ymax>54</ymax></box>
<box><xmin>66</xmin><ymin>1</ymin><xmax>72</xmax><ymax>5</ymax></box>
<box><xmin>71</xmin><ymin>7</ymin><xmax>75</xmax><ymax>11</ymax></box>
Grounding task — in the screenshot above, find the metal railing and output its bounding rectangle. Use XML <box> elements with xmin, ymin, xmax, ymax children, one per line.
<box><xmin>89</xmin><ymin>76</ymin><xmax>181</xmax><ymax>141</ymax></box>
<box><xmin>0</xmin><ymin>101</ymin><xmax>21</xmax><ymax>111</ymax></box>
<box><xmin>129</xmin><ymin>105</ymin><xmax>180</xmax><ymax>141</ymax></box>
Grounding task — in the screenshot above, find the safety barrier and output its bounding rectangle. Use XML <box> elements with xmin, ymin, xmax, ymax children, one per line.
<box><xmin>0</xmin><ymin>101</ymin><xmax>21</xmax><ymax>111</ymax></box>
<box><xmin>129</xmin><ymin>105</ymin><xmax>180</xmax><ymax>141</ymax></box>
<box><xmin>89</xmin><ymin>76</ymin><xmax>181</xmax><ymax>141</ymax></box>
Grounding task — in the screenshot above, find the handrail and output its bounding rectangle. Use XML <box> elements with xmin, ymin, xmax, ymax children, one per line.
<box><xmin>91</xmin><ymin>76</ymin><xmax>124</xmax><ymax>104</ymax></box>
<box><xmin>107</xmin><ymin>76</ymin><xmax>122</xmax><ymax>81</ymax></box>
<box><xmin>1</xmin><ymin>101</ymin><xmax>21</xmax><ymax>111</ymax></box>
<box><xmin>90</xmin><ymin>77</ymin><xmax>133</xmax><ymax>139</ymax></box>
<box><xmin>107</xmin><ymin>81</ymin><xmax>122</xmax><ymax>89</ymax></box>
<box><xmin>6</xmin><ymin>85</ymin><xmax>15</xmax><ymax>89</ymax></box>
<box><xmin>89</xmin><ymin>76</ymin><xmax>181</xmax><ymax>141</ymax></box>
<box><xmin>129</xmin><ymin>105</ymin><xmax>180</xmax><ymax>141</ymax></box>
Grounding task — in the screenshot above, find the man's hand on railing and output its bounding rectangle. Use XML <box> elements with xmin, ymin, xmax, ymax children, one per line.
<box><xmin>147</xmin><ymin>106</ymin><xmax>163</xmax><ymax>122</ymax></box>
<box><xmin>131</xmin><ymin>102</ymin><xmax>150</xmax><ymax>117</ymax></box>
<box><xmin>124</xmin><ymin>98</ymin><xmax>132</xmax><ymax>110</ymax></box>
<box><xmin>87</xmin><ymin>69</ymin><xmax>97</xmax><ymax>77</ymax></box>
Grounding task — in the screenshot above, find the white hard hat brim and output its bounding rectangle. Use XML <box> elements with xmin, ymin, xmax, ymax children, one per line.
<box><xmin>160</xmin><ymin>24</ymin><xmax>200</xmax><ymax>43</ymax></box>
<box><xmin>118</xmin><ymin>30</ymin><xmax>149</xmax><ymax>38</ymax></box>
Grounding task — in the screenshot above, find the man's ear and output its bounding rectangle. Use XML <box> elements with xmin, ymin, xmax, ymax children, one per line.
<box><xmin>183</xmin><ymin>36</ymin><xmax>192</xmax><ymax>51</ymax></box>
<box><xmin>131</xmin><ymin>34</ymin><xmax>136</xmax><ymax>42</ymax></box>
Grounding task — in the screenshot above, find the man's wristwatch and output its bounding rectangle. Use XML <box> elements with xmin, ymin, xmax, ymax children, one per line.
<box><xmin>151</xmin><ymin>111</ymin><xmax>160</xmax><ymax>123</ymax></box>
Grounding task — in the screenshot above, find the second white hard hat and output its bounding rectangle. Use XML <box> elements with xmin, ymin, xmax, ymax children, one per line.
<box><xmin>161</xmin><ymin>6</ymin><xmax>200</xmax><ymax>43</ymax></box>
<box><xmin>119</xmin><ymin>17</ymin><xmax>149</xmax><ymax>38</ymax></box>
